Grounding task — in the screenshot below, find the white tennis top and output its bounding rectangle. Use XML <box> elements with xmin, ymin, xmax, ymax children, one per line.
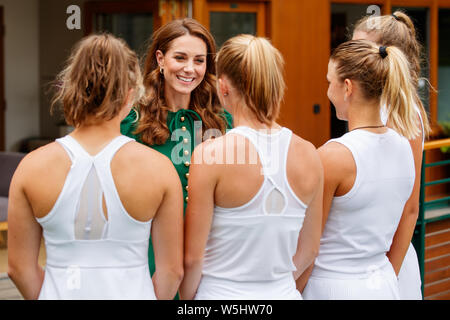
<box><xmin>36</xmin><ymin>135</ymin><xmax>155</xmax><ymax>300</ymax></box>
<box><xmin>312</xmin><ymin>128</ymin><xmax>415</xmax><ymax>278</ymax></box>
<box><xmin>201</xmin><ymin>126</ymin><xmax>307</xmax><ymax>282</ymax></box>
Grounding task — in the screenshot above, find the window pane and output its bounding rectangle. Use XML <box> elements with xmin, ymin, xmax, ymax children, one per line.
<box><xmin>331</xmin><ymin>4</ymin><xmax>372</xmax><ymax>50</ymax></box>
<box><xmin>438</xmin><ymin>9</ymin><xmax>450</xmax><ymax>123</ymax></box>
<box><xmin>392</xmin><ymin>7</ymin><xmax>430</xmax><ymax>113</ymax></box>
<box><xmin>95</xmin><ymin>13</ymin><xmax>153</xmax><ymax>55</ymax></box>
<box><xmin>210</xmin><ymin>12</ymin><xmax>256</xmax><ymax>48</ymax></box>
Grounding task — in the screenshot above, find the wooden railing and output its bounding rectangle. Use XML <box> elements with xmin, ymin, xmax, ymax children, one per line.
<box><xmin>415</xmin><ymin>138</ymin><xmax>450</xmax><ymax>300</ymax></box>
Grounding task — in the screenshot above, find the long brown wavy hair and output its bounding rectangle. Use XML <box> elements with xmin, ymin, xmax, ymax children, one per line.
<box><xmin>135</xmin><ymin>18</ymin><xmax>228</xmax><ymax>145</ymax></box>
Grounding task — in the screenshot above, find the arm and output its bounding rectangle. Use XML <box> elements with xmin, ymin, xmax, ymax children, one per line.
<box><xmin>387</xmin><ymin>133</ymin><xmax>422</xmax><ymax>275</ymax></box>
<box><xmin>7</xmin><ymin>161</ymin><xmax>45</xmax><ymax>300</ymax></box>
<box><xmin>151</xmin><ymin>160</ymin><xmax>184</xmax><ymax>300</ymax></box>
<box><xmin>178</xmin><ymin>143</ymin><xmax>217</xmax><ymax>300</ymax></box>
<box><xmin>292</xmin><ymin>150</ymin><xmax>323</xmax><ymax>281</ymax></box>
<box><xmin>295</xmin><ymin>142</ymin><xmax>351</xmax><ymax>292</ymax></box>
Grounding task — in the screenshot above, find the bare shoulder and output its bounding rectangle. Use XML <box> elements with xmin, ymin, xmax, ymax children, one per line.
<box><xmin>192</xmin><ymin>135</ymin><xmax>234</xmax><ymax>166</ymax></box>
<box><xmin>192</xmin><ymin>136</ymin><xmax>219</xmax><ymax>158</ymax></box>
<box><xmin>16</xmin><ymin>142</ymin><xmax>70</xmax><ymax>177</ymax></box>
<box><xmin>289</xmin><ymin>134</ymin><xmax>322</xmax><ymax>176</ymax></box>
<box><xmin>116</xmin><ymin>141</ymin><xmax>176</xmax><ymax>173</ymax></box>
<box><xmin>317</xmin><ymin>140</ymin><xmax>354</xmax><ymax>174</ymax></box>
<box><xmin>286</xmin><ymin>134</ymin><xmax>322</xmax><ymax>204</ymax></box>
<box><xmin>113</xmin><ymin>141</ymin><xmax>180</xmax><ymax>194</ymax></box>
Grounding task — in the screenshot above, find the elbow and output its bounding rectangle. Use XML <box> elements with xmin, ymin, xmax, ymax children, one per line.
<box><xmin>7</xmin><ymin>267</ymin><xmax>16</xmax><ymax>283</ymax></box>
<box><xmin>174</xmin><ymin>266</ymin><xmax>184</xmax><ymax>284</ymax></box>
<box><xmin>155</xmin><ymin>263</ymin><xmax>184</xmax><ymax>286</ymax></box>
<box><xmin>404</xmin><ymin>203</ymin><xmax>420</xmax><ymax>220</ymax></box>
<box><xmin>184</xmin><ymin>254</ymin><xmax>203</xmax><ymax>273</ymax></box>
<box><xmin>7</xmin><ymin>263</ymin><xmax>21</xmax><ymax>284</ymax></box>
<box><xmin>168</xmin><ymin>263</ymin><xmax>184</xmax><ymax>285</ymax></box>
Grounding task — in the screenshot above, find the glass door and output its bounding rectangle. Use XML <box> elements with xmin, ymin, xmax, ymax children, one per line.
<box><xmin>206</xmin><ymin>1</ymin><xmax>266</xmax><ymax>48</ymax></box>
<box><xmin>85</xmin><ymin>1</ymin><xmax>160</xmax><ymax>56</ymax></box>
<box><xmin>438</xmin><ymin>9</ymin><xmax>450</xmax><ymax>126</ymax></box>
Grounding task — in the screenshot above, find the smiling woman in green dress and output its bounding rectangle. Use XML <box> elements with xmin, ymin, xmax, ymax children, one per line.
<box><xmin>121</xmin><ymin>18</ymin><xmax>232</xmax><ymax>277</ymax></box>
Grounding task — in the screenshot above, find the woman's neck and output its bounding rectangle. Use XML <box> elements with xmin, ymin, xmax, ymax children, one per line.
<box><xmin>165</xmin><ymin>86</ymin><xmax>191</xmax><ymax>112</ymax></box>
<box><xmin>232</xmin><ymin>103</ymin><xmax>280</xmax><ymax>131</ymax></box>
<box><xmin>347</xmin><ymin>99</ymin><xmax>385</xmax><ymax>131</ymax></box>
<box><xmin>70</xmin><ymin>117</ymin><xmax>122</xmax><ymax>154</ymax></box>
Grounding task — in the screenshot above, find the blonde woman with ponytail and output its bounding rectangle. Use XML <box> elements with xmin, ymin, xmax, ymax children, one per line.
<box><xmin>179</xmin><ymin>35</ymin><xmax>323</xmax><ymax>300</ymax></box>
<box><xmin>302</xmin><ymin>40</ymin><xmax>418</xmax><ymax>300</ymax></box>
<box><xmin>352</xmin><ymin>11</ymin><xmax>429</xmax><ymax>300</ymax></box>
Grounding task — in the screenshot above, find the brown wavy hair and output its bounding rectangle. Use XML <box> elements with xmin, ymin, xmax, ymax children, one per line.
<box><xmin>353</xmin><ymin>10</ymin><xmax>430</xmax><ymax>136</ymax></box>
<box><xmin>51</xmin><ymin>34</ymin><xmax>143</xmax><ymax>127</ymax></box>
<box><xmin>135</xmin><ymin>18</ymin><xmax>227</xmax><ymax>145</ymax></box>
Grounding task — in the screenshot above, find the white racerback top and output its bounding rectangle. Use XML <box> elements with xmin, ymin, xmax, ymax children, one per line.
<box><xmin>312</xmin><ymin>128</ymin><xmax>415</xmax><ymax>279</ymax></box>
<box><xmin>201</xmin><ymin>126</ymin><xmax>307</xmax><ymax>283</ymax></box>
<box><xmin>36</xmin><ymin>135</ymin><xmax>155</xmax><ymax>300</ymax></box>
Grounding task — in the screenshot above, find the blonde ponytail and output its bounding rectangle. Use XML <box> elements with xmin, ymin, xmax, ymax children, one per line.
<box><xmin>331</xmin><ymin>40</ymin><xmax>421</xmax><ymax>140</ymax></box>
<box><xmin>382</xmin><ymin>46</ymin><xmax>421</xmax><ymax>140</ymax></box>
<box><xmin>353</xmin><ymin>11</ymin><xmax>430</xmax><ymax>137</ymax></box>
<box><xmin>216</xmin><ymin>35</ymin><xmax>285</xmax><ymax>124</ymax></box>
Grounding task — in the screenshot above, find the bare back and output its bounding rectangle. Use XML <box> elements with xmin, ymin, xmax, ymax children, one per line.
<box><xmin>19</xmin><ymin>137</ymin><xmax>178</xmax><ymax>223</ymax></box>
<box><xmin>212</xmin><ymin>129</ymin><xmax>322</xmax><ymax>209</ymax></box>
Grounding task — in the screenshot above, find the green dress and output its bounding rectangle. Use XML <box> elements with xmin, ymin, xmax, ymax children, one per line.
<box><xmin>120</xmin><ymin>108</ymin><xmax>233</xmax><ymax>276</ymax></box>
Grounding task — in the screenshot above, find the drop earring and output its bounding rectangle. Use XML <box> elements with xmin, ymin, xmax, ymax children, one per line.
<box><xmin>159</xmin><ymin>66</ymin><xmax>164</xmax><ymax>75</ymax></box>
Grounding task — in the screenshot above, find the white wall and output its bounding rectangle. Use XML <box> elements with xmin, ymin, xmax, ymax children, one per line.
<box><xmin>0</xmin><ymin>0</ymin><xmax>39</xmax><ymax>151</ymax></box>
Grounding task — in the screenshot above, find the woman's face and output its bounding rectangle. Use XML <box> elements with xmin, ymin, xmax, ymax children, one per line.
<box><xmin>327</xmin><ymin>60</ymin><xmax>348</xmax><ymax>120</ymax></box>
<box><xmin>156</xmin><ymin>34</ymin><xmax>208</xmax><ymax>97</ymax></box>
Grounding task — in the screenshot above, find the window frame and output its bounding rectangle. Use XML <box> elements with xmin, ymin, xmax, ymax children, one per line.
<box><xmin>84</xmin><ymin>0</ymin><xmax>162</xmax><ymax>35</ymax></box>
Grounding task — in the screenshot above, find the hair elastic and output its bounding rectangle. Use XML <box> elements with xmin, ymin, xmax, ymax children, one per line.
<box><xmin>392</xmin><ymin>13</ymin><xmax>400</xmax><ymax>21</ymax></box>
<box><xmin>379</xmin><ymin>46</ymin><xmax>388</xmax><ymax>59</ymax></box>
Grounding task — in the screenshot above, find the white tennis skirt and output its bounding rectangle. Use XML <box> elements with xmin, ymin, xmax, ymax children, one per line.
<box><xmin>303</xmin><ymin>263</ymin><xmax>400</xmax><ymax>300</ymax></box>
<box><xmin>397</xmin><ymin>243</ymin><xmax>422</xmax><ymax>300</ymax></box>
<box><xmin>195</xmin><ymin>275</ymin><xmax>302</xmax><ymax>300</ymax></box>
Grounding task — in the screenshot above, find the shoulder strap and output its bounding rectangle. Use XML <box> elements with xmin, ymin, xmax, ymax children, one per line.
<box><xmin>325</xmin><ymin>131</ymin><xmax>360</xmax><ymax>170</ymax></box>
<box><xmin>227</xmin><ymin>126</ymin><xmax>268</xmax><ymax>174</ymax></box>
<box><xmin>95</xmin><ymin>135</ymin><xmax>135</xmax><ymax>163</ymax></box>
<box><xmin>56</xmin><ymin>135</ymin><xmax>87</xmax><ymax>162</ymax></box>
<box><xmin>227</xmin><ymin>126</ymin><xmax>292</xmax><ymax>179</ymax></box>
